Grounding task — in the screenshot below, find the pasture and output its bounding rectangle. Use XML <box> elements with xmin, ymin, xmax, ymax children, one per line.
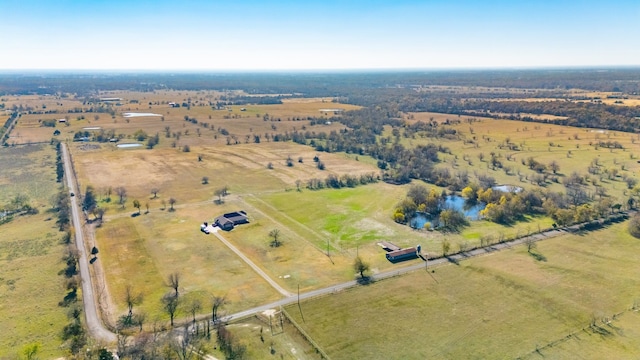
<box><xmin>41</xmin><ymin>93</ymin><xmax>640</xmax><ymax>324</ymax></box>
<box><xmin>8</xmin><ymin>91</ymin><xmax>356</xmax><ymax>146</ymax></box>
<box><xmin>403</xmin><ymin>112</ymin><xmax>639</xmax><ymax>201</ymax></box>
<box><xmin>4</xmin><ymin>89</ymin><xmax>640</xmax><ymax>353</ymax></box>
<box><xmin>0</xmin><ymin>144</ymin><xmax>67</xmax><ymax>358</ymax></box>
<box><xmin>284</xmin><ymin>222</ymin><xmax>640</xmax><ymax>359</ymax></box>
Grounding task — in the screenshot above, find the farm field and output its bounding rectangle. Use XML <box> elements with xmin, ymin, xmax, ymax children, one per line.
<box><xmin>1</xmin><ymin>72</ymin><xmax>639</xmax><ymax>359</ymax></box>
<box><xmin>31</xmin><ymin>94</ymin><xmax>640</xmax><ymax>325</ymax></box>
<box><xmin>284</xmin><ymin>222</ymin><xmax>640</xmax><ymax>359</ymax></box>
<box><xmin>0</xmin><ymin>144</ymin><xmax>68</xmax><ymax>358</ymax></box>
<box><xmin>7</xmin><ymin>91</ymin><xmax>355</xmax><ymax>146</ymax></box>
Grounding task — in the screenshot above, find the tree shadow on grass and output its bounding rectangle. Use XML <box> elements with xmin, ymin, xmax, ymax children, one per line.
<box><xmin>529</xmin><ymin>251</ymin><xmax>547</xmax><ymax>262</ymax></box>
<box><xmin>357</xmin><ymin>276</ymin><xmax>375</xmax><ymax>285</ymax></box>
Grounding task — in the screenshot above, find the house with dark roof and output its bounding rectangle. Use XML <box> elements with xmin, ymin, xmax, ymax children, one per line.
<box><xmin>214</xmin><ymin>211</ymin><xmax>249</xmax><ymax>231</ymax></box>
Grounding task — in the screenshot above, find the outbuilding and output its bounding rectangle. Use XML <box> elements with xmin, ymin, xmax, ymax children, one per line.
<box><xmin>386</xmin><ymin>247</ymin><xmax>417</xmax><ymax>262</ymax></box>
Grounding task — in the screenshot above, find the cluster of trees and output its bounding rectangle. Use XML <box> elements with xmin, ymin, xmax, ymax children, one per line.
<box><xmin>1</xmin><ymin>111</ymin><xmax>19</xmax><ymax>144</ymax></box>
<box><xmin>303</xmin><ymin>172</ymin><xmax>379</xmax><ymax>190</ymax></box>
<box><xmin>0</xmin><ymin>194</ymin><xmax>38</xmax><ymax>225</ymax></box>
<box><xmin>394</xmin><ymin>184</ymin><xmax>468</xmax><ymax>232</ymax></box>
<box><xmin>112</xmin><ymin>271</ymin><xmax>232</xmax><ymax>359</ymax></box>
<box><xmin>629</xmin><ymin>214</ymin><xmax>640</xmax><ymax>239</ymax></box>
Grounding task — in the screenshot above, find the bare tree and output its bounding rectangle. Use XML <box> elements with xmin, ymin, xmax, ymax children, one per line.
<box><xmin>162</xmin><ymin>293</ymin><xmax>179</xmax><ymax>327</ymax></box>
<box><xmin>133</xmin><ymin>199</ymin><xmax>141</xmax><ymax>214</ymax></box>
<box><xmin>269</xmin><ymin>229</ymin><xmax>281</xmax><ymax>247</ymax></box>
<box><xmin>150</xmin><ymin>187</ymin><xmax>159</xmax><ymax>199</ymax></box>
<box><xmin>188</xmin><ymin>299</ymin><xmax>201</xmax><ymax>326</ymax></box>
<box><xmin>353</xmin><ymin>256</ymin><xmax>370</xmax><ymax>279</ymax></box>
<box><xmin>525</xmin><ymin>237</ymin><xmax>537</xmax><ymax>253</ymax></box>
<box><xmin>168</xmin><ymin>198</ymin><xmax>176</xmax><ymax>211</ymax></box>
<box><xmin>168</xmin><ymin>272</ymin><xmax>180</xmax><ymax>297</ymax></box>
<box><xmin>172</xmin><ymin>324</ymin><xmax>205</xmax><ymax>360</ymax></box>
<box><xmin>115</xmin><ymin>186</ymin><xmax>127</xmax><ymax>207</ymax></box>
<box><xmin>214</xmin><ymin>188</ymin><xmax>225</xmax><ymax>203</ymax></box>
<box><xmin>211</xmin><ymin>295</ymin><xmax>226</xmax><ymax>324</ymax></box>
<box><xmin>95</xmin><ymin>207</ymin><xmax>106</xmax><ymax>222</ymax></box>
<box><xmin>124</xmin><ymin>285</ymin><xmax>143</xmax><ymax>322</ymax></box>
<box><xmin>134</xmin><ymin>311</ymin><xmax>146</xmax><ymax>332</ymax></box>
<box><xmin>202</xmin><ymin>176</ymin><xmax>209</xmax><ymax>184</ymax></box>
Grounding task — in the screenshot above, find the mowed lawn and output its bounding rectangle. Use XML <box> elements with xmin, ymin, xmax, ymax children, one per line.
<box><xmin>285</xmin><ymin>222</ymin><xmax>640</xmax><ymax>359</ymax></box>
<box><xmin>0</xmin><ymin>144</ymin><xmax>68</xmax><ymax>358</ymax></box>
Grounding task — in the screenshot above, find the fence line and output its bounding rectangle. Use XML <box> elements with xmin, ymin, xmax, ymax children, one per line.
<box><xmin>281</xmin><ymin>306</ymin><xmax>330</xmax><ymax>360</ymax></box>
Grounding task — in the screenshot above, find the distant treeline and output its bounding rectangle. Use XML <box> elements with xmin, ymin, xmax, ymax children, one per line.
<box><xmin>2</xmin><ymin>68</ymin><xmax>640</xmax><ymax>96</ymax></box>
<box><xmin>394</xmin><ymin>96</ymin><xmax>640</xmax><ymax>133</ymax></box>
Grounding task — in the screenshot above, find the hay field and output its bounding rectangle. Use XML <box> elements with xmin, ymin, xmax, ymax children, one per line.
<box><xmin>284</xmin><ymin>222</ymin><xmax>640</xmax><ymax>359</ymax></box>
<box><xmin>0</xmin><ymin>144</ymin><xmax>67</xmax><ymax>358</ymax></box>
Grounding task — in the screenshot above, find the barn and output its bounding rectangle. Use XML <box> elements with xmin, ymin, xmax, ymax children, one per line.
<box><xmin>385</xmin><ymin>247</ymin><xmax>417</xmax><ymax>262</ymax></box>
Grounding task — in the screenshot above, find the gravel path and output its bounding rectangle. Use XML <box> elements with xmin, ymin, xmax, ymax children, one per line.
<box><xmin>211</xmin><ymin>227</ymin><xmax>294</xmax><ymax>297</ymax></box>
<box><xmin>62</xmin><ymin>143</ymin><xmax>117</xmax><ymax>343</ymax></box>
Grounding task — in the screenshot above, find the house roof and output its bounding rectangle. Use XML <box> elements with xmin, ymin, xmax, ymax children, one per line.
<box><xmin>386</xmin><ymin>247</ymin><xmax>417</xmax><ymax>258</ymax></box>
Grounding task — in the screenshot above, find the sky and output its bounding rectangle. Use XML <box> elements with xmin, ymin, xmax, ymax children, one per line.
<box><xmin>1</xmin><ymin>0</ymin><xmax>639</xmax><ymax>71</ymax></box>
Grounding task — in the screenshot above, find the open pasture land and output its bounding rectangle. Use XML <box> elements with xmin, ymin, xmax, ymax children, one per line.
<box><xmin>284</xmin><ymin>222</ymin><xmax>640</xmax><ymax>360</ymax></box>
<box><xmin>403</xmin><ymin>112</ymin><xmax>640</xmax><ymax>201</ymax></box>
<box><xmin>0</xmin><ymin>144</ymin><xmax>59</xmax><ymax>207</ymax></box>
<box><xmin>71</xmin><ymin>140</ymin><xmax>379</xmax><ymax>208</ymax></box>
<box><xmin>94</xmin><ymin>202</ymin><xmax>283</xmax><ymax>323</ymax></box>
<box><xmin>9</xmin><ymin>91</ymin><xmax>357</xmax><ymax>145</ymax></box>
<box><xmin>0</xmin><ymin>144</ymin><xmax>67</xmax><ymax>358</ymax></box>
<box><xmin>84</xmin><ymin>140</ymin><xmax>381</xmax><ymax>318</ymax></box>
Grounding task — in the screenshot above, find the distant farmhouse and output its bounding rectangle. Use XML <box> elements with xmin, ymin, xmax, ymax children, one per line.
<box><xmin>214</xmin><ymin>211</ymin><xmax>249</xmax><ymax>231</ymax></box>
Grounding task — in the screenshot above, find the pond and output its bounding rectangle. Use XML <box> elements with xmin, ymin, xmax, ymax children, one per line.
<box><xmin>117</xmin><ymin>143</ymin><xmax>143</xmax><ymax>148</ymax></box>
<box><xmin>122</xmin><ymin>112</ymin><xmax>162</xmax><ymax>118</ymax></box>
<box><xmin>492</xmin><ymin>184</ymin><xmax>523</xmax><ymax>193</ymax></box>
<box><xmin>409</xmin><ymin>195</ymin><xmax>486</xmax><ymax>229</ymax></box>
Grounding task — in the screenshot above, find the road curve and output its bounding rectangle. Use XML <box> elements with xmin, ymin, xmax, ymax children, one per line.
<box><xmin>61</xmin><ymin>143</ymin><xmax>117</xmax><ymax>343</ymax></box>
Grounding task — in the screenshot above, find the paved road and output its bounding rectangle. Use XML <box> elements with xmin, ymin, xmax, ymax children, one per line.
<box><xmin>211</xmin><ymin>227</ymin><xmax>294</xmax><ymax>297</ymax></box>
<box><xmin>61</xmin><ymin>143</ymin><xmax>117</xmax><ymax>343</ymax></box>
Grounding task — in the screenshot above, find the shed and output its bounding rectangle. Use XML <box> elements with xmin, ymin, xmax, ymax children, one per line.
<box><xmin>377</xmin><ymin>241</ymin><xmax>400</xmax><ymax>252</ymax></box>
<box><xmin>386</xmin><ymin>247</ymin><xmax>417</xmax><ymax>262</ymax></box>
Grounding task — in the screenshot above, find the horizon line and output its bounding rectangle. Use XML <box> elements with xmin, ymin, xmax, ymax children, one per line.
<box><xmin>1</xmin><ymin>65</ymin><xmax>640</xmax><ymax>74</ymax></box>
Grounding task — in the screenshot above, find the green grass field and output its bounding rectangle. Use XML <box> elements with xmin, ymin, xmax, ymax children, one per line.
<box><xmin>284</xmin><ymin>222</ymin><xmax>640</xmax><ymax>359</ymax></box>
<box><xmin>0</xmin><ymin>144</ymin><xmax>68</xmax><ymax>358</ymax></box>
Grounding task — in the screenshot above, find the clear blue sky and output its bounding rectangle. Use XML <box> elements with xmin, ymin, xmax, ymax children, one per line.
<box><xmin>1</xmin><ymin>0</ymin><xmax>639</xmax><ymax>70</ymax></box>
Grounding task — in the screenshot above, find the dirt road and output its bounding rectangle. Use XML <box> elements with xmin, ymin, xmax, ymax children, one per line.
<box><xmin>62</xmin><ymin>143</ymin><xmax>117</xmax><ymax>343</ymax></box>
